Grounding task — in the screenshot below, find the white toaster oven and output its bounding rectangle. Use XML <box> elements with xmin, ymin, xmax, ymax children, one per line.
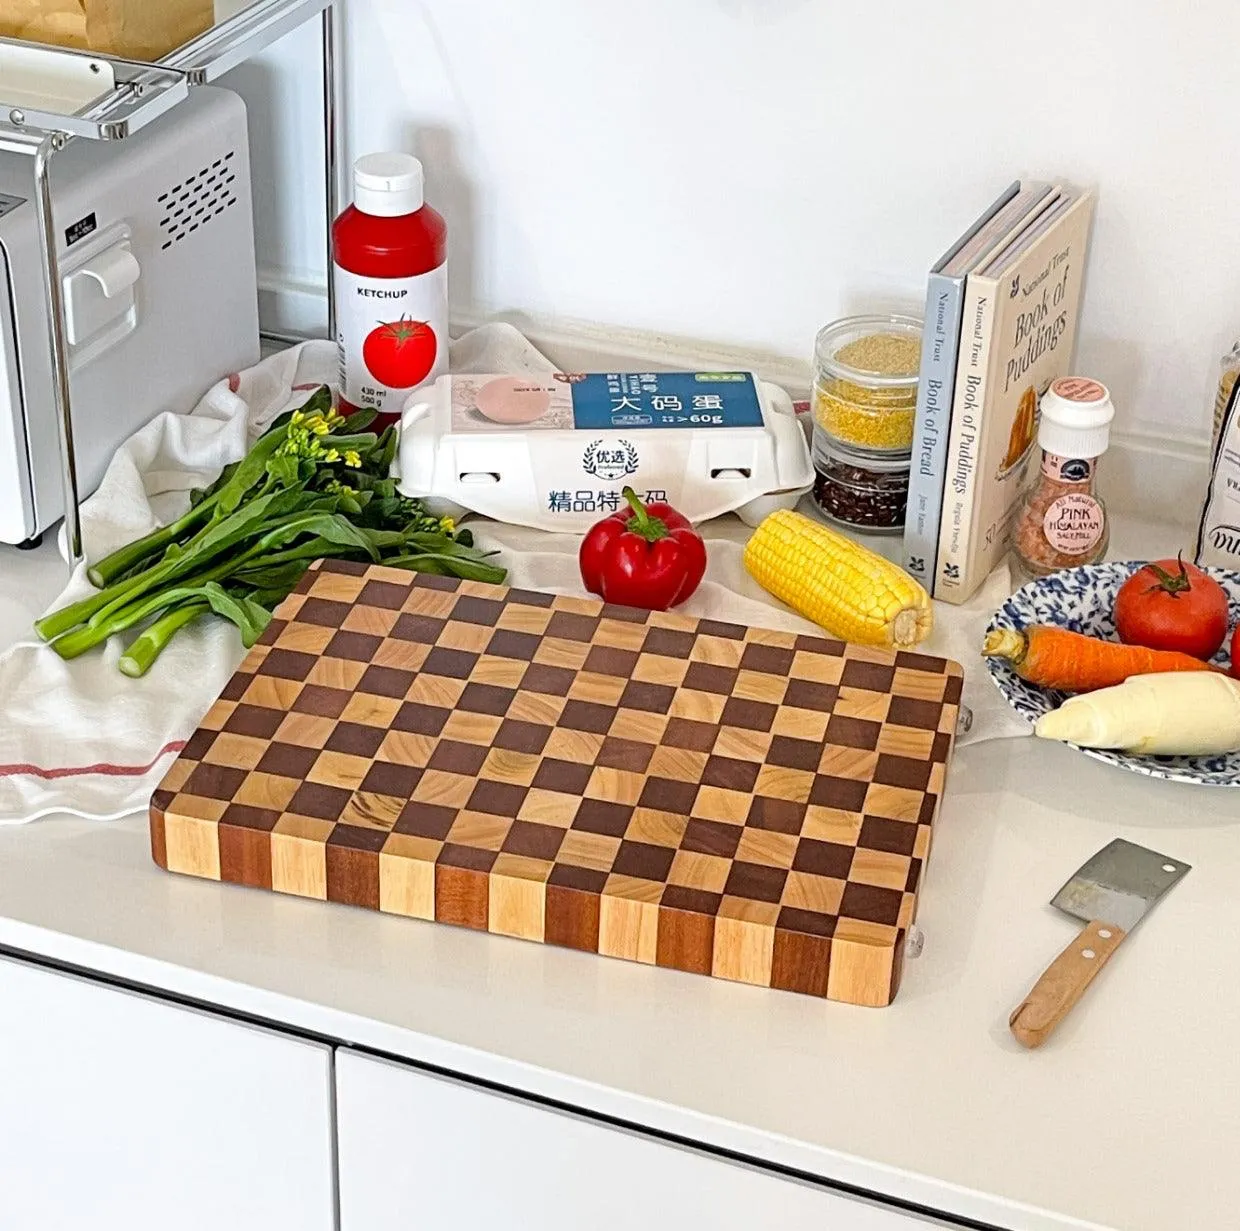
<box><xmin>0</xmin><ymin>85</ymin><xmax>260</xmax><ymax>547</ymax></box>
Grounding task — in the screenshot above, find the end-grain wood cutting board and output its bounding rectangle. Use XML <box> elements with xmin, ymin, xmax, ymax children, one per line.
<box><xmin>151</xmin><ymin>560</ymin><xmax>963</xmax><ymax>1006</ymax></box>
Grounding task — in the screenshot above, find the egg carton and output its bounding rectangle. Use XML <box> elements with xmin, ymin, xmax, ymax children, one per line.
<box><xmin>395</xmin><ymin>370</ymin><xmax>813</xmax><ymax>532</ymax></box>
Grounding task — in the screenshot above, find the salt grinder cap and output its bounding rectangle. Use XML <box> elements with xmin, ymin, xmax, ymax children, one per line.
<box><xmin>1038</xmin><ymin>377</ymin><xmax>1114</xmax><ymax>460</ymax></box>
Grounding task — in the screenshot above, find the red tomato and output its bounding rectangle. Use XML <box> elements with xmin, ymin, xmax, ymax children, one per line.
<box><xmin>1231</xmin><ymin>623</ymin><xmax>1239</xmax><ymax>680</ymax></box>
<box><xmin>1114</xmin><ymin>556</ymin><xmax>1229</xmax><ymax>661</ymax></box>
<box><xmin>362</xmin><ymin>318</ymin><xmax>438</xmax><ymax>389</ymax></box>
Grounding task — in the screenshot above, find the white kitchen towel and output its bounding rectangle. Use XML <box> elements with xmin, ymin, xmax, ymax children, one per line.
<box><xmin>0</xmin><ymin>324</ymin><xmax>1025</xmax><ymax>824</ymax></box>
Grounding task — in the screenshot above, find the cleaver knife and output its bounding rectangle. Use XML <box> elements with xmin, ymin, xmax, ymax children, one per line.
<box><xmin>1010</xmin><ymin>838</ymin><xmax>1190</xmax><ymax>1049</ymax></box>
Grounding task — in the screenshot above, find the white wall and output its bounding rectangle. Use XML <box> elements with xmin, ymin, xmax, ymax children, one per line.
<box><xmin>231</xmin><ymin>0</ymin><xmax>1240</xmax><ymax>441</ymax></box>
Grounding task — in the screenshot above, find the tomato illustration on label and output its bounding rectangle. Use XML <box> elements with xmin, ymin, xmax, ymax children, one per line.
<box><xmin>362</xmin><ymin>317</ymin><xmax>438</xmax><ymax>389</ymax></box>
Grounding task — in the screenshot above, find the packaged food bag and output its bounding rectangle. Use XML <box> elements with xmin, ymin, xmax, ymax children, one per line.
<box><xmin>1197</xmin><ymin>376</ymin><xmax>1240</xmax><ymax>570</ymax></box>
<box><xmin>0</xmin><ymin>0</ymin><xmax>212</xmax><ymax>60</ymax></box>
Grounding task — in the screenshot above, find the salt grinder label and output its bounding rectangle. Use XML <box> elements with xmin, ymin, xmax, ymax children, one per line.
<box><xmin>1043</xmin><ymin>492</ymin><xmax>1105</xmax><ymax>555</ymax></box>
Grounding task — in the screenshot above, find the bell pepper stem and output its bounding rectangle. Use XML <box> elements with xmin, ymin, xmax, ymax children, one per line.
<box><xmin>621</xmin><ymin>486</ymin><xmax>669</xmax><ymax>543</ymax></box>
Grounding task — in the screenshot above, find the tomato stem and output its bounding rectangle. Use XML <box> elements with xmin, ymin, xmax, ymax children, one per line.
<box><xmin>1143</xmin><ymin>551</ymin><xmax>1192</xmax><ymax>597</ymax></box>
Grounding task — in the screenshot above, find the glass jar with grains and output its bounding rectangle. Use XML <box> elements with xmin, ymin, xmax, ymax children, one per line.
<box><xmin>810</xmin><ymin>314</ymin><xmax>922</xmax><ymax>531</ymax></box>
<box><xmin>1012</xmin><ymin>378</ymin><xmax>1115</xmax><ymax>580</ymax></box>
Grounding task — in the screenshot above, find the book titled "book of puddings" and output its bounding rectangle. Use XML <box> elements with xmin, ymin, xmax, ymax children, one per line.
<box><xmin>934</xmin><ymin>188</ymin><xmax>1096</xmax><ymax>604</ymax></box>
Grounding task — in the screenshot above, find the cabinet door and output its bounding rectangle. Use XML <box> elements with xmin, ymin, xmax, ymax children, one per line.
<box><xmin>336</xmin><ymin>1051</ymin><xmax>946</xmax><ymax>1230</ymax></box>
<box><xmin>0</xmin><ymin>955</ymin><xmax>335</xmax><ymax>1231</ymax></box>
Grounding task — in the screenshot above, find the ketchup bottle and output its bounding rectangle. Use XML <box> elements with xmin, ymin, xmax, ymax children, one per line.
<box><xmin>332</xmin><ymin>153</ymin><xmax>448</xmax><ymax>427</ymax></box>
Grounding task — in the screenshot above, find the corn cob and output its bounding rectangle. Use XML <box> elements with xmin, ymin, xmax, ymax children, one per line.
<box><xmin>744</xmin><ymin>510</ymin><xmax>933</xmax><ymax>648</ymax></box>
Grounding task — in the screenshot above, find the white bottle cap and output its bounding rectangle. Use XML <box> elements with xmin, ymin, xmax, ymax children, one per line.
<box><xmin>353</xmin><ymin>153</ymin><xmax>424</xmax><ymax>217</ymax></box>
<box><xmin>1038</xmin><ymin>377</ymin><xmax>1114</xmax><ymax>459</ymax></box>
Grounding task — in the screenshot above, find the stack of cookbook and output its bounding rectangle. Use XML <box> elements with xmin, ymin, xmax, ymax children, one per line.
<box><xmin>902</xmin><ymin>181</ymin><xmax>1096</xmax><ymax>604</ymax></box>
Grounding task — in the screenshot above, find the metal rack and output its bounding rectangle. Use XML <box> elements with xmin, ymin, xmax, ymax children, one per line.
<box><xmin>0</xmin><ymin>0</ymin><xmax>343</xmax><ymax>563</ymax></box>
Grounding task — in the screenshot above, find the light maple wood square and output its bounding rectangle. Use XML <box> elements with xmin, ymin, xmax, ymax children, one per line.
<box><xmin>533</xmin><ymin>637</ymin><xmax>590</xmax><ymax>671</ymax></box>
<box><xmin>712</xmin><ymin>913</ymin><xmax>775</xmax><ymax>987</ymax></box>
<box><xmin>863</xmin><ymin>782</ymin><xmax>925</xmax><ymax>823</ymax></box>
<box><xmin>273</xmin><ymin>712</ymin><xmax>337</xmax><ymax>749</ymax></box>
<box><xmin>235</xmin><ymin>772</ymin><xmax>299</xmax><ymax>811</ymax></box>
<box><xmin>646</xmin><ymin>745</ymin><xmax>708</xmax><ymax>782</ymax></box>
<box><xmin>518</xmin><ymin>789</ymin><xmax>581</xmax><ymax>828</ymax></box>
<box><xmin>557</xmin><ymin>830</ymin><xmax>620</xmax><ymax>871</ymax></box>
<box><xmin>781</xmin><ymin>871</ymin><xmax>845</xmax><ymax>916</ymax></box>
<box><xmin>470</xmin><ymin>655</ymin><xmax>529</xmax><ymax>689</ymax></box>
<box><xmin>370</xmin><ymin>639</ymin><xmax>430</xmax><ymax>673</ymax></box>
<box><xmin>849</xmin><ymin>847</ymin><xmax>912</xmax><ymax>891</ymax></box>
<box><xmin>668</xmin><ymin>850</ymin><xmax>730</xmax><ymax>894</ymax></box>
<box><xmin>625</xmin><ymin>808</ymin><xmax>689</xmax><ymax>849</ymax></box>
<box><xmin>480</xmin><ymin>748</ymin><xmax>542</xmax><ymax>787</ymax></box>
<box><xmin>692</xmin><ymin>786</ymin><xmax>750</xmax><ymax>825</ymax></box>
<box><xmin>496</xmin><ymin>604</ymin><xmax>552</xmax><ymax>635</ymax></box>
<box><xmin>441</xmin><ymin>711</ymin><xmax>503</xmax><ymax>745</ymax></box>
<box><xmin>732</xmin><ymin>670</ymin><xmax>788</xmax><ymax>705</ymax></box>
<box><xmin>667</xmin><ymin>689</ymin><xmax>726</xmax><ymax>724</ymax></box>
<box><xmin>689</xmin><ymin>636</ymin><xmax>745</xmax><ymax>668</ymax></box>
<box><xmin>342</xmin><ymin>603</ymin><xmax>399</xmax><ymax>637</ymax></box>
<box><xmin>542</xmin><ymin>728</ymin><xmax>604</xmax><ymax>763</ymax></box>
<box><xmin>790</xmin><ymin>650</ymin><xmax>844</xmax><ymax>684</ymax></box>
<box><xmin>632</xmin><ymin>654</ymin><xmax>689</xmax><ymax>687</ymax></box>
<box><xmin>446</xmin><ymin>812</ymin><xmax>512</xmax><ymax>851</ymax></box>
<box><xmin>834</xmin><ymin>688</ymin><xmax>892</xmax><ymax>723</ymax></box>
<box><xmin>339</xmin><ymin>691</ymin><xmax>403</xmax><ymax>729</ymax></box>
<box><xmin>584</xmin><ymin>766</ymin><xmax>647</xmax><ymax>806</ymax></box>
<box><xmin>507</xmin><ymin>692</ymin><xmax>567</xmax><ymax>727</ymax></box>
<box><xmin>412</xmin><ymin>770</ymin><xmax>476</xmax><ymax>809</ymax></box>
<box><xmin>377</xmin><ymin>730</ymin><xmax>438</xmax><ymax>767</ymax></box>
<box><xmin>305</xmin><ymin>656</ymin><xmax>367</xmax><ymax>692</ymax></box>
<box><xmin>713</xmin><ymin>727</ymin><xmax>773</xmax><ymax>762</ymax></box>
<box><xmin>407</xmin><ymin>673</ymin><xmax>467</xmax><ymax>710</ymax></box>
<box><xmin>436</xmin><ymin>621</ymin><xmax>493</xmax><ymax>654</ymax></box>
<box><xmin>568</xmin><ymin>672</ymin><xmax>627</xmax><ymax>706</ymax></box>
<box><xmin>734</xmin><ymin>828</ymin><xmax>799</xmax><ymax>869</ymax></box>
<box><xmin>892</xmin><ymin>666</ymin><xmax>950</xmax><ymax>702</ymax></box>
<box><xmin>753</xmin><ymin>764</ymin><xmax>815</xmax><ymax>805</ymax></box>
<box><xmin>770</xmin><ymin>707</ymin><xmax>830</xmax><ymax>742</ymax></box>
<box><xmin>307</xmin><ymin>750</ymin><xmax>372</xmax><ymax>791</ymax></box>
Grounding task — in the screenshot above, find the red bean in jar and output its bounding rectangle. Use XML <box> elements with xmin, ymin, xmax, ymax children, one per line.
<box><xmin>811</xmin><ymin>429</ymin><xmax>910</xmax><ymax>533</ymax></box>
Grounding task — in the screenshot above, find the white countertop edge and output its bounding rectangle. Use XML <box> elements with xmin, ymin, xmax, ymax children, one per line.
<box><xmin>0</xmin><ymin>914</ymin><xmax>1107</xmax><ymax>1231</ymax></box>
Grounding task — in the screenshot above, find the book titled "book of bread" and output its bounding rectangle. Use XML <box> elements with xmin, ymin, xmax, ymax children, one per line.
<box><xmin>934</xmin><ymin>188</ymin><xmax>1096</xmax><ymax>604</ymax></box>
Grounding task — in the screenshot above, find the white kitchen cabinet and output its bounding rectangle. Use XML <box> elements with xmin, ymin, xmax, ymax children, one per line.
<box><xmin>336</xmin><ymin>1050</ymin><xmax>947</xmax><ymax>1230</ymax></box>
<box><xmin>0</xmin><ymin>955</ymin><xmax>335</xmax><ymax>1231</ymax></box>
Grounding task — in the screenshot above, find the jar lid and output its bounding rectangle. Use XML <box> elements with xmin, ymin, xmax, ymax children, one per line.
<box><xmin>1038</xmin><ymin>377</ymin><xmax>1114</xmax><ymax>459</ymax></box>
<box><xmin>813</xmin><ymin>425</ymin><xmax>912</xmax><ymax>472</ymax></box>
<box><xmin>815</xmin><ymin>314</ymin><xmax>923</xmax><ymax>389</ymax></box>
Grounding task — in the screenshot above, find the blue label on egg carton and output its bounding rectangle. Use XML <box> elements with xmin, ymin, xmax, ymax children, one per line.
<box><xmin>448</xmin><ymin>372</ymin><xmax>764</xmax><ymax>434</ymax></box>
<box><xmin>568</xmin><ymin>371</ymin><xmax>763</xmax><ymax>431</ymax></box>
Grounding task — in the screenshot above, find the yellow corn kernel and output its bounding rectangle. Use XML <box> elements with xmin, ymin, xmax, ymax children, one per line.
<box><xmin>744</xmin><ymin>510</ymin><xmax>933</xmax><ymax>649</ymax></box>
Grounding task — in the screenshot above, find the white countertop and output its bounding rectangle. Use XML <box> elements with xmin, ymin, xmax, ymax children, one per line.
<box><xmin>2</xmin><ymin>518</ymin><xmax>1236</xmax><ymax>1231</ymax></box>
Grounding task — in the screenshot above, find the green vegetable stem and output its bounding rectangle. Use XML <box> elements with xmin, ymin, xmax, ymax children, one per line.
<box><xmin>37</xmin><ymin>386</ymin><xmax>504</xmax><ymax>676</ymax></box>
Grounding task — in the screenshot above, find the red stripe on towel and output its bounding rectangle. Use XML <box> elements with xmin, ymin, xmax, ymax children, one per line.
<box><xmin>0</xmin><ymin>740</ymin><xmax>186</xmax><ymax>781</ymax></box>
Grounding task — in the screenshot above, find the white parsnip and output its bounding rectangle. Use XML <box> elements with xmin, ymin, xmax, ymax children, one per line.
<box><xmin>1035</xmin><ymin>672</ymin><xmax>1240</xmax><ymax>756</ymax></box>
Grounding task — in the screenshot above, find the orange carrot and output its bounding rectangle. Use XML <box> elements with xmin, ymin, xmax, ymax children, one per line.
<box><xmin>982</xmin><ymin>625</ymin><xmax>1220</xmax><ymax>692</ymax></box>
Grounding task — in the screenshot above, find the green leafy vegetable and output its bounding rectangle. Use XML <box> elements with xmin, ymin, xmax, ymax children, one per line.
<box><xmin>38</xmin><ymin>388</ymin><xmax>502</xmax><ymax>676</ymax></box>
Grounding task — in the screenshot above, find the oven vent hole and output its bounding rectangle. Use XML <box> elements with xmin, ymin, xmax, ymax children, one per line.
<box><xmin>157</xmin><ymin>150</ymin><xmax>238</xmax><ymax>250</ymax></box>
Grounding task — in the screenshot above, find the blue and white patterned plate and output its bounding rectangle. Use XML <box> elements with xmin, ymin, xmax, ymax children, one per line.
<box><xmin>985</xmin><ymin>562</ymin><xmax>1240</xmax><ymax>786</ymax></box>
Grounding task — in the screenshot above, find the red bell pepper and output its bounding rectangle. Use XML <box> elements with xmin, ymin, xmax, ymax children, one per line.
<box><xmin>579</xmin><ymin>487</ymin><xmax>707</xmax><ymax>611</ymax></box>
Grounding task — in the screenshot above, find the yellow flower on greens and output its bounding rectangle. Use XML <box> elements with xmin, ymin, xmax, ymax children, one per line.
<box><xmin>344</xmin><ymin>450</ymin><xmax>362</xmax><ymax>468</ymax></box>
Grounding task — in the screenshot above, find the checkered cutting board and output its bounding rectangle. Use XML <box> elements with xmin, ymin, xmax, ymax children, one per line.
<box><xmin>151</xmin><ymin>560</ymin><xmax>963</xmax><ymax>1007</ymax></box>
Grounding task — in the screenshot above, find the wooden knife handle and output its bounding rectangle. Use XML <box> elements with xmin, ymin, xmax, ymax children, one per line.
<box><xmin>1009</xmin><ymin>920</ymin><xmax>1127</xmax><ymax>1049</ymax></box>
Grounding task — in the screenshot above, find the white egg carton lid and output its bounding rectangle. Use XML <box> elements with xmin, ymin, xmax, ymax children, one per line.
<box><xmin>395</xmin><ymin>370</ymin><xmax>813</xmax><ymax>531</ymax></box>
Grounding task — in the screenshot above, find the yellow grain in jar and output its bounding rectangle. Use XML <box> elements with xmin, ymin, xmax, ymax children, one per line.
<box><xmin>812</xmin><ymin>315</ymin><xmax>923</xmax><ymax>453</ymax></box>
